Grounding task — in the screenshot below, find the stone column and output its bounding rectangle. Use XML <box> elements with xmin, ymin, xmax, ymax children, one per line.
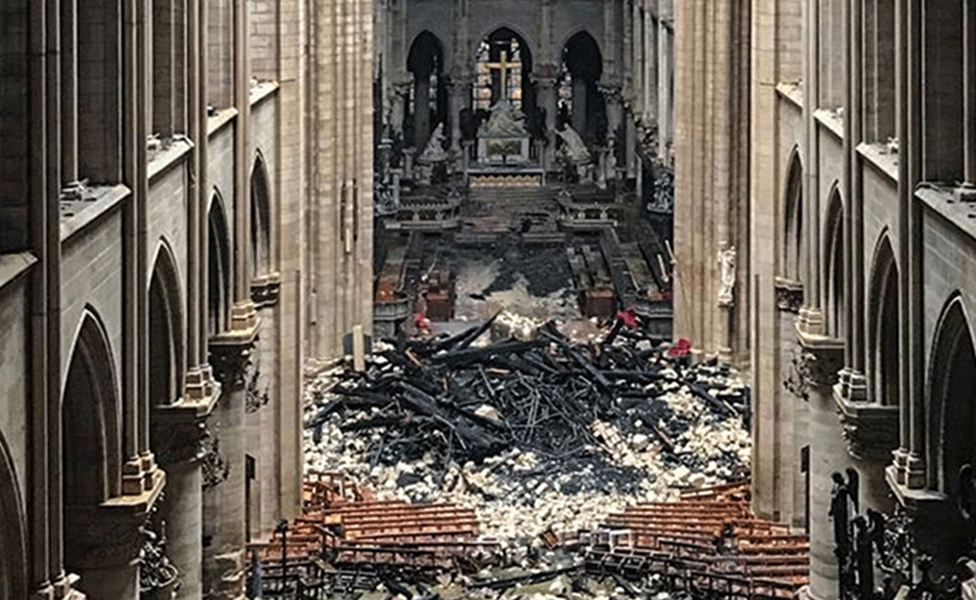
<box><xmin>153</xmin><ymin>390</ymin><xmax>219</xmax><ymax>600</ymax></box>
<box><xmin>572</xmin><ymin>78</ymin><xmax>588</xmax><ymax>136</ymax></box>
<box><xmin>796</xmin><ymin>336</ymin><xmax>845</xmax><ymax>600</ymax></box>
<box><xmin>657</xmin><ymin>10</ymin><xmax>669</xmax><ymax>159</ymax></box>
<box><xmin>890</xmin><ymin>0</ymin><xmax>924</xmax><ymax>490</ymax></box>
<box><xmin>204</xmin><ymin>321</ymin><xmax>258</xmax><ymax>600</ymax></box>
<box><xmin>841</xmin><ymin>0</ymin><xmax>867</xmax><ymax>402</ymax></box>
<box><xmin>536</xmin><ymin>76</ymin><xmax>557</xmax><ymax>168</ymax></box>
<box><xmin>605</xmin><ymin>88</ymin><xmax>624</xmax><ymax>182</ymax></box>
<box><xmin>414</xmin><ymin>75</ymin><xmax>431</xmax><ymax>154</ymax></box>
<box><xmin>800</xmin><ymin>0</ymin><xmax>824</xmax><ymax>336</ymax></box>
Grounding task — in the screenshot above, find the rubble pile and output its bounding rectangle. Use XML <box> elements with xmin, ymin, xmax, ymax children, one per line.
<box><xmin>303</xmin><ymin>316</ymin><xmax>751</xmax><ymax>545</ymax></box>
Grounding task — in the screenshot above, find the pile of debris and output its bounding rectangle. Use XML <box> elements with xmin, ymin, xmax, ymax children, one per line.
<box><xmin>303</xmin><ymin>315</ymin><xmax>750</xmax><ymax>543</ymax></box>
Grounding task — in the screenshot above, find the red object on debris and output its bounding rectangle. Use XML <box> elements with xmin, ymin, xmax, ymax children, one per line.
<box><xmin>414</xmin><ymin>313</ymin><xmax>431</xmax><ymax>333</ymax></box>
<box><xmin>616</xmin><ymin>309</ymin><xmax>638</xmax><ymax>329</ymax></box>
<box><xmin>668</xmin><ymin>338</ymin><xmax>692</xmax><ymax>358</ymax></box>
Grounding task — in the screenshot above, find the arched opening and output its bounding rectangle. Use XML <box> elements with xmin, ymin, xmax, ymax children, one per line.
<box><xmin>560</xmin><ymin>31</ymin><xmax>606</xmax><ymax>149</ymax></box>
<box><xmin>208</xmin><ymin>197</ymin><xmax>231</xmax><ymax>336</ymax></box>
<box><xmin>824</xmin><ymin>192</ymin><xmax>845</xmax><ymax>338</ymax></box>
<box><xmin>868</xmin><ymin>235</ymin><xmax>899</xmax><ymax>406</ymax></box>
<box><xmin>76</xmin><ymin>0</ymin><xmax>123</xmax><ymax>182</ymax></box>
<box><xmin>0</xmin><ymin>432</ymin><xmax>27</xmax><ymax>599</ymax></box>
<box><xmin>783</xmin><ymin>153</ymin><xmax>803</xmax><ymax>281</ymax></box>
<box><xmin>149</xmin><ymin>244</ymin><xmax>184</xmax><ymax>408</ymax></box>
<box><xmin>151</xmin><ymin>0</ymin><xmax>181</xmax><ymax>136</ymax></box>
<box><xmin>864</xmin><ymin>0</ymin><xmax>895</xmax><ymax>142</ymax></box>
<box><xmin>929</xmin><ymin>298</ymin><xmax>976</xmax><ymax>497</ymax></box>
<box><xmin>250</xmin><ymin>157</ymin><xmax>272</xmax><ymax>278</ymax></box>
<box><xmin>921</xmin><ymin>0</ymin><xmax>963</xmax><ymax>182</ymax></box>
<box><xmin>62</xmin><ymin>312</ymin><xmax>122</xmax><ymax>569</ymax></box>
<box><xmin>0</xmin><ymin>0</ymin><xmax>30</xmax><ymax>252</ymax></box>
<box><xmin>473</xmin><ymin>27</ymin><xmax>534</xmax><ymax>113</ymax></box>
<box><xmin>407</xmin><ymin>31</ymin><xmax>446</xmax><ymax>154</ymax></box>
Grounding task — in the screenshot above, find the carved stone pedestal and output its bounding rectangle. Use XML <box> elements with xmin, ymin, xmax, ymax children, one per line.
<box><xmin>65</xmin><ymin>470</ymin><xmax>165</xmax><ymax>600</ymax></box>
<box><xmin>204</xmin><ymin>313</ymin><xmax>259</xmax><ymax>600</ymax></box>
<box><xmin>796</xmin><ymin>326</ymin><xmax>845</xmax><ymax>600</ymax></box>
<box><xmin>154</xmin><ymin>381</ymin><xmax>220</xmax><ymax>600</ymax></box>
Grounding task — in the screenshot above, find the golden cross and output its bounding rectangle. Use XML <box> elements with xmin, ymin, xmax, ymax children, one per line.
<box><xmin>485</xmin><ymin>50</ymin><xmax>520</xmax><ymax>104</ymax></box>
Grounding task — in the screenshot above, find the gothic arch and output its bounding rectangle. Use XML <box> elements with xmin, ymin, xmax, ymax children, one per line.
<box><xmin>149</xmin><ymin>239</ymin><xmax>185</xmax><ymax>406</ymax></box>
<box><xmin>558</xmin><ymin>27</ymin><xmax>605</xmax><ymax>63</ymax></box>
<box><xmin>472</xmin><ymin>27</ymin><xmax>535</xmax><ymax>112</ymax></box>
<box><xmin>782</xmin><ymin>148</ymin><xmax>803</xmax><ymax>281</ymax></box>
<box><xmin>823</xmin><ymin>188</ymin><xmax>845</xmax><ymax>339</ymax></box>
<box><xmin>867</xmin><ymin>232</ymin><xmax>898</xmax><ymax>406</ymax></box>
<box><xmin>560</xmin><ymin>31</ymin><xmax>606</xmax><ymax>148</ymax></box>
<box><xmin>208</xmin><ymin>192</ymin><xmax>232</xmax><ymax>336</ymax></box>
<box><xmin>250</xmin><ymin>153</ymin><xmax>272</xmax><ymax>278</ymax></box>
<box><xmin>927</xmin><ymin>294</ymin><xmax>976</xmax><ymax>496</ymax></box>
<box><xmin>407</xmin><ymin>30</ymin><xmax>446</xmax><ymax>152</ymax></box>
<box><xmin>62</xmin><ymin>308</ymin><xmax>122</xmax><ymax>507</ymax></box>
<box><xmin>471</xmin><ymin>22</ymin><xmax>537</xmax><ymax>70</ymax></box>
<box><xmin>0</xmin><ymin>430</ymin><xmax>27</xmax><ymax>599</ymax></box>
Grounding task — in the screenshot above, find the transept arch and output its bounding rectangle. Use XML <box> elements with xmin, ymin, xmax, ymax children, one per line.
<box><xmin>867</xmin><ymin>232</ymin><xmax>898</xmax><ymax>406</ymax></box>
<box><xmin>926</xmin><ymin>295</ymin><xmax>976</xmax><ymax>496</ymax></box>
<box><xmin>208</xmin><ymin>192</ymin><xmax>232</xmax><ymax>336</ymax></box>
<box><xmin>149</xmin><ymin>239</ymin><xmax>185</xmax><ymax>407</ymax></box>
<box><xmin>0</xmin><ymin>430</ymin><xmax>27</xmax><ymax>599</ymax></box>
<box><xmin>823</xmin><ymin>188</ymin><xmax>845</xmax><ymax>339</ymax></box>
<box><xmin>782</xmin><ymin>149</ymin><xmax>803</xmax><ymax>281</ymax></box>
<box><xmin>250</xmin><ymin>154</ymin><xmax>272</xmax><ymax>278</ymax></box>
<box><xmin>407</xmin><ymin>30</ymin><xmax>446</xmax><ymax>153</ymax></box>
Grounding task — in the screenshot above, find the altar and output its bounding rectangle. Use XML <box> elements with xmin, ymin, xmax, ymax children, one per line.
<box><xmin>477</xmin><ymin>102</ymin><xmax>531</xmax><ymax>164</ymax></box>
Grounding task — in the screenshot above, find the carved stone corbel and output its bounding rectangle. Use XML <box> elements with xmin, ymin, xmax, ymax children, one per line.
<box><xmin>774</xmin><ymin>277</ymin><xmax>804</xmax><ymax>314</ymax></box>
<box><xmin>250</xmin><ymin>271</ymin><xmax>281</xmax><ymax>308</ymax></box>
<box><xmin>834</xmin><ymin>392</ymin><xmax>900</xmax><ymax>462</ymax></box>
<box><xmin>208</xmin><ymin>317</ymin><xmax>259</xmax><ymax>388</ymax></box>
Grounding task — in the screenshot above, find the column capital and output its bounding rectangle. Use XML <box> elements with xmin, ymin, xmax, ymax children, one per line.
<box><xmin>208</xmin><ymin>310</ymin><xmax>260</xmax><ymax>387</ymax></box>
<box><xmin>795</xmin><ymin>329</ymin><xmax>845</xmax><ymax>391</ymax></box>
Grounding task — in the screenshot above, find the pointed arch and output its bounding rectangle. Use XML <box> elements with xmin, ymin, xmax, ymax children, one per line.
<box><xmin>927</xmin><ymin>294</ymin><xmax>976</xmax><ymax>495</ymax></box>
<box><xmin>867</xmin><ymin>231</ymin><xmax>898</xmax><ymax>406</ymax></box>
<box><xmin>62</xmin><ymin>308</ymin><xmax>122</xmax><ymax>508</ymax></box>
<box><xmin>473</xmin><ymin>27</ymin><xmax>535</xmax><ymax>112</ymax></box>
<box><xmin>250</xmin><ymin>153</ymin><xmax>272</xmax><ymax>278</ymax></box>
<box><xmin>407</xmin><ymin>30</ymin><xmax>446</xmax><ymax>152</ymax></box>
<box><xmin>149</xmin><ymin>239</ymin><xmax>185</xmax><ymax>406</ymax></box>
<box><xmin>208</xmin><ymin>191</ymin><xmax>232</xmax><ymax>336</ymax></box>
<box><xmin>782</xmin><ymin>148</ymin><xmax>803</xmax><ymax>281</ymax></box>
<box><xmin>560</xmin><ymin>30</ymin><xmax>606</xmax><ymax>148</ymax></box>
<box><xmin>0</xmin><ymin>430</ymin><xmax>27</xmax><ymax>599</ymax></box>
<box><xmin>823</xmin><ymin>188</ymin><xmax>845</xmax><ymax>338</ymax></box>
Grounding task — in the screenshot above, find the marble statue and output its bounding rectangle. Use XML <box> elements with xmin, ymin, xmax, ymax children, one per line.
<box><xmin>717</xmin><ymin>246</ymin><xmax>737</xmax><ymax>306</ymax></box>
<box><xmin>556</xmin><ymin>125</ymin><xmax>592</xmax><ymax>165</ymax></box>
<box><xmin>419</xmin><ymin>123</ymin><xmax>449</xmax><ymax>163</ymax></box>
<box><xmin>479</xmin><ymin>101</ymin><xmax>528</xmax><ymax>138</ymax></box>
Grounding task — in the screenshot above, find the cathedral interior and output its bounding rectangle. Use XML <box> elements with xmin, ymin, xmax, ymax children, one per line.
<box><xmin>2</xmin><ymin>0</ymin><xmax>976</xmax><ymax>598</ymax></box>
